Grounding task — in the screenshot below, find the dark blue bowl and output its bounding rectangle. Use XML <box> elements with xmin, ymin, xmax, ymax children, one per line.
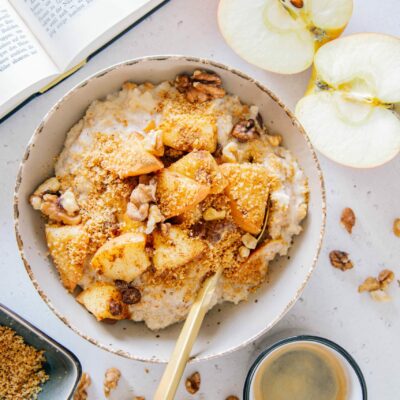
<box><xmin>0</xmin><ymin>303</ymin><xmax>82</xmax><ymax>399</ymax></box>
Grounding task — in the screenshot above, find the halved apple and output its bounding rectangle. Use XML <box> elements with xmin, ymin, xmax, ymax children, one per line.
<box><xmin>296</xmin><ymin>33</ymin><xmax>400</xmax><ymax>168</ymax></box>
<box><xmin>218</xmin><ymin>0</ymin><xmax>353</xmax><ymax>74</ymax></box>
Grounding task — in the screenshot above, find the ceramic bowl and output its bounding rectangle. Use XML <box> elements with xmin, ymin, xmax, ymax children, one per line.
<box><xmin>0</xmin><ymin>303</ymin><xmax>81</xmax><ymax>399</ymax></box>
<box><xmin>14</xmin><ymin>56</ymin><xmax>326</xmax><ymax>363</ymax></box>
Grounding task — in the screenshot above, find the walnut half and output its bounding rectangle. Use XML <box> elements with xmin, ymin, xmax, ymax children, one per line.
<box><xmin>329</xmin><ymin>250</ymin><xmax>353</xmax><ymax>271</ymax></box>
<box><xmin>231</xmin><ymin>119</ymin><xmax>258</xmax><ymax>142</ymax></box>
<box><xmin>358</xmin><ymin>269</ymin><xmax>395</xmax><ymax>302</ymax></box>
<box><xmin>103</xmin><ymin>367</ymin><xmax>121</xmax><ymax>398</ymax></box>
<box><xmin>29</xmin><ymin>177</ymin><xmax>61</xmax><ymax>210</ymax></box>
<box><xmin>127</xmin><ymin>179</ymin><xmax>158</xmax><ymax>222</ymax></box>
<box><xmin>185</xmin><ymin>371</ymin><xmax>201</xmax><ymax>394</ymax></box>
<box><xmin>40</xmin><ymin>194</ymin><xmax>81</xmax><ymax>225</ymax></box>
<box><xmin>340</xmin><ymin>207</ymin><xmax>356</xmax><ymax>234</ymax></box>
<box><xmin>175</xmin><ymin>70</ymin><xmax>225</xmax><ymax>103</ymax></box>
<box><xmin>73</xmin><ymin>372</ymin><xmax>91</xmax><ymax>400</ymax></box>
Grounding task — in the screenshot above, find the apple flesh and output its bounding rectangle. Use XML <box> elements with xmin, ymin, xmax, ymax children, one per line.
<box><xmin>296</xmin><ymin>33</ymin><xmax>400</xmax><ymax>168</ymax></box>
<box><xmin>218</xmin><ymin>0</ymin><xmax>353</xmax><ymax>74</ymax></box>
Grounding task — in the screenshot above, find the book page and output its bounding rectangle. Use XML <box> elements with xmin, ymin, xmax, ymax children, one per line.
<box><xmin>0</xmin><ymin>0</ymin><xmax>58</xmax><ymax>118</ymax></box>
<box><xmin>11</xmin><ymin>0</ymin><xmax>160</xmax><ymax>70</ymax></box>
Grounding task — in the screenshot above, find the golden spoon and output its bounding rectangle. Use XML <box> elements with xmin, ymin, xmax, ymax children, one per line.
<box><xmin>154</xmin><ymin>202</ymin><xmax>270</xmax><ymax>400</ymax></box>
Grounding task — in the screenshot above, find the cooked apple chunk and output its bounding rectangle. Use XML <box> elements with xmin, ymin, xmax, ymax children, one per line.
<box><xmin>169</xmin><ymin>150</ymin><xmax>227</xmax><ymax>194</ymax></box>
<box><xmin>90</xmin><ymin>232</ymin><xmax>150</xmax><ymax>282</ymax></box>
<box><xmin>160</xmin><ymin>112</ymin><xmax>217</xmax><ymax>152</ymax></box>
<box><xmin>45</xmin><ymin>224</ymin><xmax>89</xmax><ymax>292</ymax></box>
<box><xmin>77</xmin><ymin>282</ymin><xmax>129</xmax><ymax>321</ymax></box>
<box><xmin>220</xmin><ymin>163</ymin><xmax>270</xmax><ymax>235</ymax></box>
<box><xmin>156</xmin><ymin>169</ymin><xmax>210</xmax><ymax>219</ymax></box>
<box><xmin>100</xmin><ymin>132</ymin><xmax>163</xmax><ymax>178</ymax></box>
<box><xmin>153</xmin><ymin>225</ymin><xmax>206</xmax><ymax>272</ymax></box>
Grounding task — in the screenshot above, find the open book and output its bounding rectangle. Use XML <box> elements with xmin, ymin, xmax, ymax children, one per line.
<box><xmin>0</xmin><ymin>0</ymin><xmax>167</xmax><ymax>121</ymax></box>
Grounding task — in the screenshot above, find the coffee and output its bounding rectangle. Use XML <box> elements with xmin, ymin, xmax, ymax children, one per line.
<box><xmin>253</xmin><ymin>342</ymin><xmax>347</xmax><ymax>400</ymax></box>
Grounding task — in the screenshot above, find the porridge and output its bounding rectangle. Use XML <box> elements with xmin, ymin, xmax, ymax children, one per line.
<box><xmin>30</xmin><ymin>70</ymin><xmax>308</xmax><ymax>330</ymax></box>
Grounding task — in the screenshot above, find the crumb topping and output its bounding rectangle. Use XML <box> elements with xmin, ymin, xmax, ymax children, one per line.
<box><xmin>0</xmin><ymin>326</ymin><xmax>49</xmax><ymax>400</ymax></box>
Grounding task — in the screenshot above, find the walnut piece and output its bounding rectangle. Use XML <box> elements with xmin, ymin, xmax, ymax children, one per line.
<box><xmin>378</xmin><ymin>269</ymin><xmax>395</xmax><ymax>289</ymax></box>
<box><xmin>239</xmin><ymin>245</ymin><xmax>250</xmax><ymax>259</ymax></box>
<box><xmin>59</xmin><ymin>189</ymin><xmax>80</xmax><ymax>216</ymax></box>
<box><xmin>40</xmin><ymin>194</ymin><xmax>81</xmax><ymax>225</ymax></box>
<box><xmin>192</xmin><ymin>81</ymin><xmax>225</xmax><ymax>98</ymax></box>
<box><xmin>370</xmin><ymin>290</ymin><xmax>391</xmax><ymax>302</ymax></box>
<box><xmin>203</xmin><ymin>207</ymin><xmax>226</xmax><ymax>221</ymax></box>
<box><xmin>130</xmin><ymin>183</ymin><xmax>156</xmax><ymax>204</ymax></box>
<box><xmin>358</xmin><ymin>277</ymin><xmax>380</xmax><ymax>293</ymax></box>
<box><xmin>359</xmin><ymin>269</ymin><xmax>395</xmax><ymax>293</ymax></box>
<box><xmin>185</xmin><ymin>371</ymin><xmax>201</xmax><ymax>394</ymax></box>
<box><xmin>192</xmin><ymin>69</ymin><xmax>222</xmax><ymax>85</ymax></box>
<box><xmin>73</xmin><ymin>372</ymin><xmax>91</xmax><ymax>400</ymax></box>
<box><xmin>127</xmin><ymin>180</ymin><xmax>158</xmax><ymax>223</ymax></box>
<box><xmin>30</xmin><ymin>177</ymin><xmax>61</xmax><ymax>210</ymax></box>
<box><xmin>290</xmin><ymin>0</ymin><xmax>304</xmax><ymax>8</ymax></box>
<box><xmin>393</xmin><ymin>218</ymin><xmax>400</xmax><ymax>237</ymax></box>
<box><xmin>329</xmin><ymin>250</ymin><xmax>353</xmax><ymax>271</ymax></box>
<box><xmin>175</xmin><ymin>74</ymin><xmax>191</xmax><ymax>92</ymax></box>
<box><xmin>175</xmin><ymin>70</ymin><xmax>225</xmax><ymax>103</ymax></box>
<box><xmin>359</xmin><ymin>269</ymin><xmax>395</xmax><ymax>301</ymax></box>
<box><xmin>231</xmin><ymin>119</ymin><xmax>258</xmax><ymax>142</ymax></box>
<box><xmin>242</xmin><ymin>233</ymin><xmax>258</xmax><ymax>250</ymax></box>
<box><xmin>127</xmin><ymin>202</ymin><xmax>149</xmax><ymax>222</ymax></box>
<box><xmin>340</xmin><ymin>207</ymin><xmax>356</xmax><ymax>234</ymax></box>
<box><xmin>145</xmin><ymin>204</ymin><xmax>164</xmax><ymax>234</ymax></box>
<box><xmin>103</xmin><ymin>367</ymin><xmax>121</xmax><ymax>397</ymax></box>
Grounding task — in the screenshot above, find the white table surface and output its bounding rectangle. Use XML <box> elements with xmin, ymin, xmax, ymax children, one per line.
<box><xmin>1</xmin><ymin>0</ymin><xmax>399</xmax><ymax>398</ymax></box>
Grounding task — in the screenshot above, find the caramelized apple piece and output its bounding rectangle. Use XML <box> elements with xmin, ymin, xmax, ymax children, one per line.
<box><xmin>220</xmin><ymin>163</ymin><xmax>269</xmax><ymax>234</ymax></box>
<box><xmin>90</xmin><ymin>232</ymin><xmax>150</xmax><ymax>282</ymax></box>
<box><xmin>169</xmin><ymin>150</ymin><xmax>227</xmax><ymax>194</ymax></box>
<box><xmin>156</xmin><ymin>169</ymin><xmax>210</xmax><ymax>219</ymax></box>
<box><xmin>152</xmin><ymin>225</ymin><xmax>206</xmax><ymax>272</ymax></box>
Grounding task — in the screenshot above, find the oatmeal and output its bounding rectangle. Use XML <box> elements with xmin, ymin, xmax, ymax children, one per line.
<box><xmin>30</xmin><ymin>71</ymin><xmax>308</xmax><ymax>330</ymax></box>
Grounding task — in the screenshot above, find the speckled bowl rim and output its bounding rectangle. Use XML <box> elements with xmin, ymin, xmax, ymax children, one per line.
<box><xmin>243</xmin><ymin>335</ymin><xmax>368</xmax><ymax>399</ymax></box>
<box><xmin>14</xmin><ymin>55</ymin><xmax>326</xmax><ymax>363</ymax></box>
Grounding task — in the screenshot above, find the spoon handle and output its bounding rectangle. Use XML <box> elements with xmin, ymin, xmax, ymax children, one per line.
<box><xmin>154</xmin><ymin>268</ymin><xmax>222</xmax><ymax>400</ymax></box>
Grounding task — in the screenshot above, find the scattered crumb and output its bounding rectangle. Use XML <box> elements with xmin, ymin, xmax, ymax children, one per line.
<box><xmin>226</xmin><ymin>396</ymin><xmax>239</xmax><ymax>400</ymax></box>
<box><xmin>393</xmin><ymin>218</ymin><xmax>400</xmax><ymax>237</ymax></box>
<box><xmin>145</xmin><ymin>368</ymin><xmax>149</xmax><ymax>374</ymax></box>
<box><xmin>340</xmin><ymin>207</ymin><xmax>355</xmax><ymax>234</ymax></box>
<box><xmin>329</xmin><ymin>250</ymin><xmax>353</xmax><ymax>271</ymax></box>
<box><xmin>74</xmin><ymin>372</ymin><xmax>91</xmax><ymax>400</ymax></box>
<box><xmin>0</xmin><ymin>326</ymin><xmax>49</xmax><ymax>400</ymax></box>
<box><xmin>134</xmin><ymin>397</ymin><xmax>145</xmax><ymax>400</ymax></box>
<box><xmin>359</xmin><ymin>269</ymin><xmax>395</xmax><ymax>301</ymax></box>
<box><xmin>185</xmin><ymin>371</ymin><xmax>201</xmax><ymax>394</ymax></box>
<box><xmin>103</xmin><ymin>367</ymin><xmax>121</xmax><ymax>397</ymax></box>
